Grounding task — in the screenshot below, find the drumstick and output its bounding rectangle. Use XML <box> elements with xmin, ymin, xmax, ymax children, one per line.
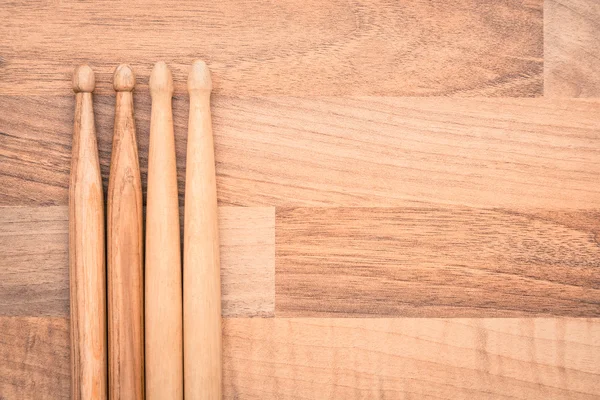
<box><xmin>107</xmin><ymin>64</ymin><xmax>144</xmax><ymax>400</ymax></box>
<box><xmin>70</xmin><ymin>64</ymin><xmax>107</xmax><ymax>400</ymax></box>
<box><xmin>184</xmin><ymin>60</ymin><xmax>222</xmax><ymax>399</ymax></box>
<box><xmin>145</xmin><ymin>61</ymin><xmax>183</xmax><ymax>399</ymax></box>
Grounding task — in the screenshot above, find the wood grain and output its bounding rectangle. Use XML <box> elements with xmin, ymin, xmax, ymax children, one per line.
<box><xmin>220</xmin><ymin>207</ymin><xmax>275</xmax><ymax>317</ymax></box>
<box><xmin>1</xmin><ymin>96</ymin><xmax>598</xmax><ymax>208</ymax></box>
<box><xmin>107</xmin><ymin>65</ymin><xmax>144</xmax><ymax>400</ymax></box>
<box><xmin>0</xmin><ymin>317</ymin><xmax>70</xmax><ymax>400</ymax></box>
<box><xmin>0</xmin><ymin>0</ymin><xmax>542</xmax><ymax>96</ymax></box>
<box><xmin>276</xmin><ymin>207</ymin><xmax>600</xmax><ymax>317</ymax></box>
<box><xmin>225</xmin><ymin>318</ymin><xmax>600</xmax><ymax>399</ymax></box>
<box><xmin>3</xmin><ymin>1</ymin><xmax>600</xmax><ymax>397</ymax></box>
<box><xmin>0</xmin><ymin>206</ymin><xmax>274</xmax><ymax>317</ymax></box>
<box><xmin>0</xmin><ymin>206</ymin><xmax>69</xmax><ymax>316</ymax></box>
<box><xmin>2</xmin><ymin>317</ymin><xmax>598</xmax><ymax>399</ymax></box>
<box><xmin>545</xmin><ymin>0</ymin><xmax>600</xmax><ymax>97</ymax></box>
<box><xmin>69</xmin><ymin>65</ymin><xmax>107</xmax><ymax>400</ymax></box>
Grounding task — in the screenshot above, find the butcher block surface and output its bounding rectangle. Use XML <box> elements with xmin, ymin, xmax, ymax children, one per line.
<box><xmin>1</xmin><ymin>0</ymin><xmax>600</xmax><ymax>398</ymax></box>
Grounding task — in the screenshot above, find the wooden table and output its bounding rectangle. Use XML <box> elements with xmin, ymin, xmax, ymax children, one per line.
<box><xmin>1</xmin><ymin>0</ymin><xmax>599</xmax><ymax>398</ymax></box>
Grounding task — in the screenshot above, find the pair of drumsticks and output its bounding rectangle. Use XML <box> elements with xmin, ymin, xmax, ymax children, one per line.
<box><xmin>70</xmin><ymin>61</ymin><xmax>221</xmax><ymax>399</ymax></box>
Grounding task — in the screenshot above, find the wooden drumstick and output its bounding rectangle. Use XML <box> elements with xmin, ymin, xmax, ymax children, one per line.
<box><xmin>184</xmin><ymin>60</ymin><xmax>222</xmax><ymax>399</ymax></box>
<box><xmin>70</xmin><ymin>65</ymin><xmax>107</xmax><ymax>400</ymax></box>
<box><xmin>145</xmin><ymin>61</ymin><xmax>183</xmax><ymax>399</ymax></box>
<box><xmin>107</xmin><ymin>64</ymin><xmax>144</xmax><ymax>400</ymax></box>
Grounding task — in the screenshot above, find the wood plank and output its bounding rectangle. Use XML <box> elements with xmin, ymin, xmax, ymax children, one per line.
<box><xmin>0</xmin><ymin>317</ymin><xmax>70</xmax><ymax>400</ymax></box>
<box><xmin>276</xmin><ymin>207</ymin><xmax>600</xmax><ymax>317</ymax></box>
<box><xmin>0</xmin><ymin>206</ymin><xmax>275</xmax><ymax>317</ymax></box>
<box><xmin>0</xmin><ymin>207</ymin><xmax>69</xmax><ymax>317</ymax></box>
<box><xmin>2</xmin><ymin>317</ymin><xmax>598</xmax><ymax>399</ymax></box>
<box><xmin>1</xmin><ymin>96</ymin><xmax>599</xmax><ymax>208</ymax></box>
<box><xmin>223</xmin><ymin>318</ymin><xmax>600</xmax><ymax>399</ymax></box>
<box><xmin>221</xmin><ymin>207</ymin><xmax>275</xmax><ymax>317</ymax></box>
<box><xmin>545</xmin><ymin>0</ymin><xmax>600</xmax><ymax>97</ymax></box>
<box><xmin>0</xmin><ymin>0</ymin><xmax>542</xmax><ymax>97</ymax></box>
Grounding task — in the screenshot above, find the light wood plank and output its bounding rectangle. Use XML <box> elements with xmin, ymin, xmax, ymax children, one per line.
<box><xmin>0</xmin><ymin>206</ymin><xmax>275</xmax><ymax>317</ymax></box>
<box><xmin>221</xmin><ymin>207</ymin><xmax>275</xmax><ymax>317</ymax></box>
<box><xmin>0</xmin><ymin>317</ymin><xmax>70</xmax><ymax>400</ymax></box>
<box><xmin>223</xmin><ymin>318</ymin><xmax>600</xmax><ymax>399</ymax></box>
<box><xmin>1</xmin><ymin>96</ymin><xmax>598</xmax><ymax>208</ymax></box>
<box><xmin>545</xmin><ymin>0</ymin><xmax>600</xmax><ymax>97</ymax></box>
<box><xmin>2</xmin><ymin>317</ymin><xmax>598</xmax><ymax>400</ymax></box>
<box><xmin>276</xmin><ymin>207</ymin><xmax>600</xmax><ymax>317</ymax></box>
<box><xmin>0</xmin><ymin>0</ymin><xmax>542</xmax><ymax>96</ymax></box>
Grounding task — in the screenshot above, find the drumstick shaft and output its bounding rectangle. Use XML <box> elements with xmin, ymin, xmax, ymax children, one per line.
<box><xmin>107</xmin><ymin>64</ymin><xmax>144</xmax><ymax>400</ymax></box>
<box><xmin>145</xmin><ymin>62</ymin><xmax>183</xmax><ymax>399</ymax></box>
<box><xmin>70</xmin><ymin>65</ymin><xmax>107</xmax><ymax>400</ymax></box>
<box><xmin>184</xmin><ymin>60</ymin><xmax>222</xmax><ymax>399</ymax></box>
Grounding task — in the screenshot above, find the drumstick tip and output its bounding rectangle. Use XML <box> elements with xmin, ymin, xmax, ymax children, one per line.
<box><xmin>149</xmin><ymin>61</ymin><xmax>173</xmax><ymax>96</ymax></box>
<box><xmin>188</xmin><ymin>60</ymin><xmax>212</xmax><ymax>93</ymax></box>
<box><xmin>73</xmin><ymin>64</ymin><xmax>95</xmax><ymax>93</ymax></box>
<box><xmin>113</xmin><ymin>64</ymin><xmax>135</xmax><ymax>92</ymax></box>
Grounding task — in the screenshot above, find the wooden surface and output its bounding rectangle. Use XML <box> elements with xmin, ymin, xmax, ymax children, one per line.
<box><xmin>0</xmin><ymin>206</ymin><xmax>274</xmax><ymax>318</ymax></box>
<box><xmin>1</xmin><ymin>0</ymin><xmax>599</xmax><ymax>398</ymax></box>
<box><xmin>223</xmin><ymin>318</ymin><xmax>600</xmax><ymax>399</ymax></box>
<box><xmin>0</xmin><ymin>317</ymin><xmax>70</xmax><ymax>399</ymax></box>
<box><xmin>0</xmin><ymin>0</ymin><xmax>542</xmax><ymax>97</ymax></box>
<box><xmin>1</xmin><ymin>317</ymin><xmax>599</xmax><ymax>399</ymax></box>
<box><xmin>1</xmin><ymin>96</ymin><xmax>599</xmax><ymax>208</ymax></box>
<box><xmin>276</xmin><ymin>207</ymin><xmax>600</xmax><ymax>317</ymax></box>
<box><xmin>545</xmin><ymin>0</ymin><xmax>600</xmax><ymax>97</ymax></box>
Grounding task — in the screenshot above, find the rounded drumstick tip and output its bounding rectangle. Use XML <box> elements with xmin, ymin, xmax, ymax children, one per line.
<box><xmin>149</xmin><ymin>61</ymin><xmax>173</xmax><ymax>96</ymax></box>
<box><xmin>113</xmin><ymin>64</ymin><xmax>135</xmax><ymax>92</ymax></box>
<box><xmin>188</xmin><ymin>60</ymin><xmax>212</xmax><ymax>93</ymax></box>
<box><xmin>73</xmin><ymin>64</ymin><xmax>95</xmax><ymax>93</ymax></box>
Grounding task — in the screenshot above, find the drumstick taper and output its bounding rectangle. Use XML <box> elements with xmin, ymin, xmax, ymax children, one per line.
<box><xmin>184</xmin><ymin>60</ymin><xmax>222</xmax><ymax>399</ymax></box>
<box><xmin>107</xmin><ymin>64</ymin><xmax>144</xmax><ymax>400</ymax></box>
<box><xmin>70</xmin><ymin>64</ymin><xmax>107</xmax><ymax>400</ymax></box>
<box><xmin>145</xmin><ymin>61</ymin><xmax>183</xmax><ymax>399</ymax></box>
